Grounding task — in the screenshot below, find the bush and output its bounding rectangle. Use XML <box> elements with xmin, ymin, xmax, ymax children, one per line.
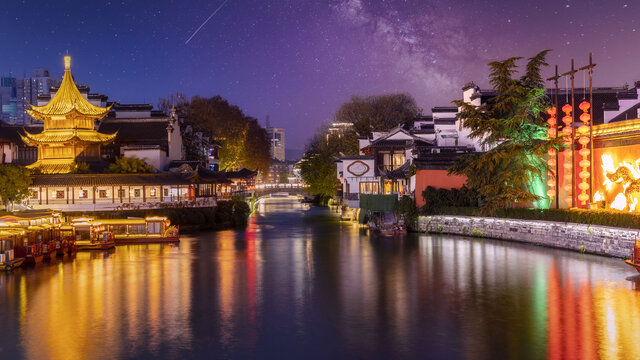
<box><xmin>232</xmin><ymin>198</ymin><xmax>251</xmax><ymax>228</ymax></box>
<box><xmin>429</xmin><ymin>206</ymin><xmax>640</xmax><ymax>230</ymax></box>
<box><xmin>422</xmin><ymin>186</ymin><xmax>479</xmax><ymax>214</ymax></box>
<box><xmin>396</xmin><ymin>195</ymin><xmax>418</xmax><ymax>230</ymax></box>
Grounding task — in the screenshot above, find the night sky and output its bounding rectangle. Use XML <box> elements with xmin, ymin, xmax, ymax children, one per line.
<box><xmin>0</xmin><ymin>0</ymin><xmax>637</xmax><ymax>150</ymax></box>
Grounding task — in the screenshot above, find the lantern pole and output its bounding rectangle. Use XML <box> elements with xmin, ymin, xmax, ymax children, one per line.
<box><xmin>561</xmin><ymin>61</ymin><xmax>578</xmax><ymax>208</ymax></box>
<box><xmin>547</xmin><ymin>66</ymin><xmax>561</xmax><ymax>209</ymax></box>
<box><xmin>580</xmin><ymin>53</ymin><xmax>596</xmax><ymax>203</ymax></box>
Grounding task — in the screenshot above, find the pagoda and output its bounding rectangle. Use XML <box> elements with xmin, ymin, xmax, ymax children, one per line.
<box><xmin>21</xmin><ymin>56</ymin><xmax>117</xmax><ymax>174</ymax></box>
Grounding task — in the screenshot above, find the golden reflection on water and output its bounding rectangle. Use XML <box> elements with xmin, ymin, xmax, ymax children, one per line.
<box><xmin>17</xmin><ymin>244</ymin><xmax>192</xmax><ymax>360</ymax></box>
<box><xmin>4</xmin><ymin>199</ymin><xmax>640</xmax><ymax>359</ymax></box>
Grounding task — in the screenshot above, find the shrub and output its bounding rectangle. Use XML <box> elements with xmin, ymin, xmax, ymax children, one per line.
<box><xmin>428</xmin><ymin>206</ymin><xmax>640</xmax><ymax>230</ymax></box>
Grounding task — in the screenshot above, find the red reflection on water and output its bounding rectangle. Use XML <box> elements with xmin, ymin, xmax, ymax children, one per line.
<box><xmin>245</xmin><ymin>215</ymin><xmax>258</xmax><ymax>342</ymax></box>
<box><xmin>547</xmin><ymin>266</ymin><xmax>598</xmax><ymax>360</ymax></box>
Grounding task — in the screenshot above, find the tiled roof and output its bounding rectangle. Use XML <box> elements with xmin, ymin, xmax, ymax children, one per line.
<box><xmin>99</xmin><ymin>120</ymin><xmax>168</xmax><ymax>143</ymax></box>
<box><xmin>30</xmin><ymin>173</ymin><xmax>192</xmax><ymax>187</ymax></box>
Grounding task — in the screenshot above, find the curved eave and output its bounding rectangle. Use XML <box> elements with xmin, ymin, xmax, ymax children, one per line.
<box><xmin>26</xmin><ymin>105</ymin><xmax>112</xmax><ymax>122</ymax></box>
<box><xmin>20</xmin><ymin>130</ymin><xmax>118</xmax><ymax>145</ymax></box>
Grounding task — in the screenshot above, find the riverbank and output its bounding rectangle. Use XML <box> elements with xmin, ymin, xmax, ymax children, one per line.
<box><xmin>63</xmin><ymin>199</ymin><xmax>251</xmax><ymax>232</ymax></box>
<box><xmin>419</xmin><ymin>215</ymin><xmax>638</xmax><ymax>259</ymax></box>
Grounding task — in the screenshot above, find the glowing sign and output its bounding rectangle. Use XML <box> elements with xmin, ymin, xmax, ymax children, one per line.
<box><xmin>346</xmin><ymin>160</ymin><xmax>370</xmax><ymax>177</ymax></box>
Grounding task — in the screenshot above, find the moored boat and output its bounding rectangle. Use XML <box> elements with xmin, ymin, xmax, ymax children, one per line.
<box><xmin>71</xmin><ymin>217</ymin><xmax>179</xmax><ymax>244</ymax></box>
<box><xmin>626</xmin><ymin>240</ymin><xmax>640</xmax><ymax>273</ymax></box>
<box><xmin>72</xmin><ymin>221</ymin><xmax>116</xmax><ymax>250</ymax></box>
<box><xmin>0</xmin><ymin>257</ymin><xmax>25</xmax><ymax>271</ymax></box>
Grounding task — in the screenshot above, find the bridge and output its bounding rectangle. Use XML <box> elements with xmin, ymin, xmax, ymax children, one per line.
<box><xmin>253</xmin><ymin>183</ymin><xmax>311</xmax><ymax>198</ymax></box>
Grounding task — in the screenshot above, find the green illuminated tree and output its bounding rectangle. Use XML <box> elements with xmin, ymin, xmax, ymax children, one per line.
<box><xmin>0</xmin><ymin>165</ymin><xmax>32</xmax><ymax>211</ymax></box>
<box><xmin>109</xmin><ymin>156</ymin><xmax>154</xmax><ymax>173</ymax></box>
<box><xmin>449</xmin><ymin>49</ymin><xmax>561</xmax><ymax>214</ymax></box>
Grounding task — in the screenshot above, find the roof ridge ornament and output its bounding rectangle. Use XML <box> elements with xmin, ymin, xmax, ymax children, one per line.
<box><xmin>64</xmin><ymin>55</ymin><xmax>71</xmax><ymax>70</ymax></box>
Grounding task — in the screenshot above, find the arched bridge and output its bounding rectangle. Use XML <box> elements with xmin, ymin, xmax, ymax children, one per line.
<box><xmin>253</xmin><ymin>183</ymin><xmax>311</xmax><ymax>198</ymax></box>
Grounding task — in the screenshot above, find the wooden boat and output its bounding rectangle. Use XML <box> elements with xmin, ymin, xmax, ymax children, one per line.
<box><xmin>72</xmin><ymin>217</ymin><xmax>179</xmax><ymax>244</ymax></box>
<box><xmin>0</xmin><ymin>257</ymin><xmax>25</xmax><ymax>271</ymax></box>
<box><xmin>72</xmin><ymin>221</ymin><xmax>116</xmax><ymax>250</ymax></box>
<box><xmin>626</xmin><ymin>240</ymin><xmax>640</xmax><ymax>273</ymax></box>
<box><xmin>24</xmin><ymin>244</ymin><xmax>44</xmax><ymax>264</ymax></box>
<box><xmin>59</xmin><ymin>225</ymin><xmax>77</xmax><ymax>255</ymax></box>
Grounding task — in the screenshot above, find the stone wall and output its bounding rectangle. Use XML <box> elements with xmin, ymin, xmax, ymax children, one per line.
<box><xmin>418</xmin><ymin>215</ymin><xmax>640</xmax><ymax>258</ymax></box>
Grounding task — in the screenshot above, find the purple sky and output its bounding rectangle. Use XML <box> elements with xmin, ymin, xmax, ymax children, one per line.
<box><xmin>0</xmin><ymin>0</ymin><xmax>638</xmax><ymax>149</ymax></box>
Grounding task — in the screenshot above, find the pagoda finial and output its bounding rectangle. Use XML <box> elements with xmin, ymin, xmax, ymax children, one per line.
<box><xmin>64</xmin><ymin>55</ymin><xmax>71</xmax><ymax>70</ymax></box>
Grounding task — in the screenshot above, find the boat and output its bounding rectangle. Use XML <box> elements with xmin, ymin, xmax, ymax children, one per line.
<box><xmin>71</xmin><ymin>221</ymin><xmax>116</xmax><ymax>250</ymax></box>
<box><xmin>626</xmin><ymin>240</ymin><xmax>640</xmax><ymax>272</ymax></box>
<box><xmin>0</xmin><ymin>257</ymin><xmax>25</xmax><ymax>271</ymax></box>
<box><xmin>71</xmin><ymin>217</ymin><xmax>179</xmax><ymax>244</ymax></box>
<box><xmin>59</xmin><ymin>225</ymin><xmax>77</xmax><ymax>255</ymax></box>
<box><xmin>369</xmin><ymin>211</ymin><xmax>407</xmax><ymax>237</ymax></box>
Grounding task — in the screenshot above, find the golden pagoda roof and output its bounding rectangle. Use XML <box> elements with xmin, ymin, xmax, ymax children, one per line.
<box><xmin>26</xmin><ymin>159</ymin><xmax>77</xmax><ymax>174</ymax></box>
<box><xmin>21</xmin><ymin>129</ymin><xmax>117</xmax><ymax>146</ymax></box>
<box><xmin>26</xmin><ymin>56</ymin><xmax>112</xmax><ymax>121</ymax></box>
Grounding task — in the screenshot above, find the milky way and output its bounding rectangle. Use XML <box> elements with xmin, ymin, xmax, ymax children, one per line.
<box><xmin>0</xmin><ymin>0</ymin><xmax>637</xmax><ymax>149</ymax></box>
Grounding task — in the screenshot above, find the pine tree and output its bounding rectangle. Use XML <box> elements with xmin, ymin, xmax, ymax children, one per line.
<box><xmin>449</xmin><ymin>50</ymin><xmax>561</xmax><ymax>214</ymax></box>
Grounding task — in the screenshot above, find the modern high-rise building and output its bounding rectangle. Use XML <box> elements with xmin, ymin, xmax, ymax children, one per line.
<box><xmin>0</xmin><ymin>68</ymin><xmax>61</xmax><ymax>125</ymax></box>
<box><xmin>266</xmin><ymin>126</ymin><xmax>285</xmax><ymax>162</ymax></box>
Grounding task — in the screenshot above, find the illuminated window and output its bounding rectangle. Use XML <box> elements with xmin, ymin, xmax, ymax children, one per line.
<box><xmin>118</xmin><ymin>189</ymin><xmax>125</xmax><ymax>198</ymax></box>
<box><xmin>29</xmin><ymin>190</ymin><xmax>38</xmax><ymax>199</ymax></box>
<box><xmin>359</xmin><ymin>182</ymin><xmax>379</xmax><ymax>194</ymax></box>
<box><xmin>79</xmin><ymin>190</ymin><xmax>88</xmax><ymax>198</ymax></box>
<box><xmin>130</xmin><ymin>189</ymin><xmax>141</xmax><ymax>197</ymax></box>
<box><xmin>99</xmin><ymin>190</ymin><xmax>108</xmax><ymax>198</ymax></box>
<box><xmin>55</xmin><ymin>191</ymin><xmax>65</xmax><ymax>199</ymax></box>
<box><xmin>150</xmin><ymin>188</ymin><xmax>157</xmax><ymax>197</ymax></box>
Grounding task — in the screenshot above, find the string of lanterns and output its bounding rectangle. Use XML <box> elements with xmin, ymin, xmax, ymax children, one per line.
<box><xmin>577</xmin><ymin>101</ymin><xmax>591</xmax><ymax>204</ymax></box>
<box><xmin>546</xmin><ymin>107</ymin><xmax>557</xmax><ymax>198</ymax></box>
<box><xmin>561</xmin><ymin>103</ymin><xmax>573</xmax><ymax>207</ymax></box>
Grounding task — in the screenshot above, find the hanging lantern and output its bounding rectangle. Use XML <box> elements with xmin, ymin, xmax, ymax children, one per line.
<box><xmin>561</xmin><ymin>103</ymin><xmax>573</xmax><ymax>207</ymax></box>
<box><xmin>546</xmin><ymin>107</ymin><xmax>557</xmax><ymax>199</ymax></box>
<box><xmin>578</xmin><ymin>100</ymin><xmax>591</xmax><ymax>205</ymax></box>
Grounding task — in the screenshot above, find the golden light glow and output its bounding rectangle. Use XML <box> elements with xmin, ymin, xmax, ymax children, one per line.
<box><xmin>21</xmin><ymin>56</ymin><xmax>116</xmax><ymax>174</ymax></box>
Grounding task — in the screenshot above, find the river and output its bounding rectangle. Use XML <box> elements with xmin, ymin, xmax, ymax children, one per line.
<box><xmin>0</xmin><ymin>197</ymin><xmax>639</xmax><ymax>359</ymax></box>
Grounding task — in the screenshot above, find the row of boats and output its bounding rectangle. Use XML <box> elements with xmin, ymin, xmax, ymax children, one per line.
<box><xmin>0</xmin><ymin>210</ymin><xmax>179</xmax><ymax>271</ymax></box>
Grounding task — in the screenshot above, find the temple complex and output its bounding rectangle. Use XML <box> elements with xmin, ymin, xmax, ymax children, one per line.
<box><xmin>21</xmin><ymin>56</ymin><xmax>116</xmax><ymax>173</ymax></box>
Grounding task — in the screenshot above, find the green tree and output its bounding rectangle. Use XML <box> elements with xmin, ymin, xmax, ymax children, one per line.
<box><xmin>159</xmin><ymin>94</ymin><xmax>271</xmax><ymax>172</ymax></box>
<box><xmin>109</xmin><ymin>156</ymin><xmax>154</xmax><ymax>173</ymax></box>
<box><xmin>70</xmin><ymin>161</ymin><xmax>91</xmax><ymax>174</ymax></box>
<box><xmin>335</xmin><ymin>93</ymin><xmax>420</xmax><ymax>136</ymax></box>
<box><xmin>449</xmin><ymin>50</ymin><xmax>560</xmax><ymax>214</ymax></box>
<box><xmin>298</xmin><ymin>125</ymin><xmax>359</xmax><ymax>202</ymax></box>
<box><xmin>0</xmin><ymin>165</ymin><xmax>31</xmax><ymax>211</ymax></box>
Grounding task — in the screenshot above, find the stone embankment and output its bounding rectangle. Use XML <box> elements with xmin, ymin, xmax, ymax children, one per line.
<box><xmin>418</xmin><ymin>215</ymin><xmax>639</xmax><ymax>258</ymax></box>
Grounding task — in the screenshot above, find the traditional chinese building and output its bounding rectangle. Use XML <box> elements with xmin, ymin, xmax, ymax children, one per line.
<box><xmin>21</xmin><ymin>56</ymin><xmax>116</xmax><ymax>173</ymax></box>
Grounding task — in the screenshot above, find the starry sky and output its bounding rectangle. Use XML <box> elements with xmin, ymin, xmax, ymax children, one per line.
<box><xmin>0</xmin><ymin>0</ymin><xmax>637</xmax><ymax>150</ymax></box>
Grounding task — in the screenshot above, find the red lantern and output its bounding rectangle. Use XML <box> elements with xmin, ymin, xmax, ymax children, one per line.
<box><xmin>578</xmin><ymin>101</ymin><xmax>591</xmax><ymax>205</ymax></box>
<box><xmin>561</xmin><ymin>103</ymin><xmax>573</xmax><ymax>207</ymax></box>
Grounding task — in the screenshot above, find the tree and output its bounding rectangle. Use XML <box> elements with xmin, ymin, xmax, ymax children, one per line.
<box><xmin>158</xmin><ymin>94</ymin><xmax>272</xmax><ymax>172</ymax></box>
<box><xmin>0</xmin><ymin>165</ymin><xmax>31</xmax><ymax>211</ymax></box>
<box><xmin>449</xmin><ymin>50</ymin><xmax>560</xmax><ymax>214</ymax></box>
<box><xmin>109</xmin><ymin>156</ymin><xmax>154</xmax><ymax>173</ymax></box>
<box><xmin>70</xmin><ymin>161</ymin><xmax>91</xmax><ymax>174</ymax></box>
<box><xmin>335</xmin><ymin>93</ymin><xmax>421</xmax><ymax>136</ymax></box>
<box><xmin>298</xmin><ymin>125</ymin><xmax>359</xmax><ymax>202</ymax></box>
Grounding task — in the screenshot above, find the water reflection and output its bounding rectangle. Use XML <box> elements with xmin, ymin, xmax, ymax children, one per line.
<box><xmin>0</xmin><ymin>197</ymin><xmax>639</xmax><ymax>359</ymax></box>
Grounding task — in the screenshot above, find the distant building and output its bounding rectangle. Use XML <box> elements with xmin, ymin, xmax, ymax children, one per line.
<box><xmin>0</xmin><ymin>68</ymin><xmax>61</xmax><ymax>125</ymax></box>
<box><xmin>266</xmin><ymin>127</ymin><xmax>285</xmax><ymax>162</ymax></box>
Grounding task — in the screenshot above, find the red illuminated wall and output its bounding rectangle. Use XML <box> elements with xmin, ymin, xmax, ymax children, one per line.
<box><xmin>414</xmin><ymin>169</ymin><xmax>467</xmax><ymax>208</ymax></box>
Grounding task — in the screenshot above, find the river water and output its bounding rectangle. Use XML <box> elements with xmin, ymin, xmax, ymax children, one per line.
<box><xmin>0</xmin><ymin>197</ymin><xmax>639</xmax><ymax>359</ymax></box>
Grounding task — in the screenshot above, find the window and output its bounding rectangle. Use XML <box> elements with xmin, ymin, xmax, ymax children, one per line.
<box><xmin>99</xmin><ymin>190</ymin><xmax>108</xmax><ymax>198</ymax></box>
<box><xmin>150</xmin><ymin>188</ymin><xmax>157</xmax><ymax>197</ymax></box>
<box><xmin>163</xmin><ymin>188</ymin><xmax>169</xmax><ymax>197</ymax></box>
<box><xmin>147</xmin><ymin>222</ymin><xmax>162</xmax><ymax>234</ymax></box>
<box><xmin>55</xmin><ymin>191</ymin><xmax>65</xmax><ymax>199</ymax></box>
<box><xmin>134</xmin><ymin>189</ymin><xmax>141</xmax><ymax>197</ymax></box>
<box><xmin>128</xmin><ymin>224</ymin><xmax>145</xmax><ymax>234</ymax></box>
<box><xmin>78</xmin><ymin>190</ymin><xmax>88</xmax><ymax>198</ymax></box>
<box><xmin>29</xmin><ymin>190</ymin><xmax>38</xmax><ymax>199</ymax></box>
<box><xmin>359</xmin><ymin>182</ymin><xmax>379</xmax><ymax>194</ymax></box>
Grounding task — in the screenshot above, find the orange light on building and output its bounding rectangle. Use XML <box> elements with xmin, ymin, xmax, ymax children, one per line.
<box><xmin>577</xmin><ymin>101</ymin><xmax>591</xmax><ymax>204</ymax></box>
<box><xmin>562</xmin><ymin>103</ymin><xmax>573</xmax><ymax>207</ymax></box>
<box><xmin>547</xmin><ymin>107</ymin><xmax>557</xmax><ymax>198</ymax></box>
